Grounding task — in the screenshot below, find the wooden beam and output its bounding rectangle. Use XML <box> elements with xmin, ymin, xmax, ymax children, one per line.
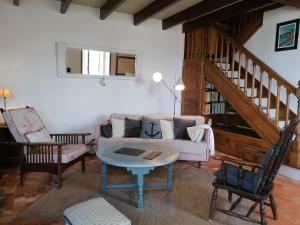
<box><xmin>13</xmin><ymin>0</ymin><xmax>19</xmax><ymax>6</ymax></box>
<box><xmin>162</xmin><ymin>0</ymin><xmax>241</xmax><ymax>30</ymax></box>
<box><xmin>60</xmin><ymin>0</ymin><xmax>73</xmax><ymax>14</ymax></box>
<box><xmin>100</xmin><ymin>0</ymin><xmax>126</xmax><ymax>20</ymax></box>
<box><xmin>183</xmin><ymin>0</ymin><xmax>276</xmax><ymax>33</ymax></box>
<box><xmin>272</xmin><ymin>0</ymin><xmax>300</xmax><ymax>8</ymax></box>
<box><xmin>134</xmin><ymin>0</ymin><xmax>180</xmax><ymax>25</ymax></box>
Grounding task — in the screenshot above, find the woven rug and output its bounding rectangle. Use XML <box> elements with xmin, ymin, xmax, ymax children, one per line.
<box><xmin>19</xmin><ymin>162</ymin><xmax>256</xmax><ymax>225</ymax></box>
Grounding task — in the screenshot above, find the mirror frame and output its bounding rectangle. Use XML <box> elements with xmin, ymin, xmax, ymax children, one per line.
<box><xmin>56</xmin><ymin>42</ymin><xmax>142</xmax><ymax>80</ymax></box>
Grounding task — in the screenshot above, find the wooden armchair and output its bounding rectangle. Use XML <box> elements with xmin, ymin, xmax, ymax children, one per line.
<box><xmin>209</xmin><ymin>118</ymin><xmax>300</xmax><ymax>225</ymax></box>
<box><xmin>1</xmin><ymin>107</ymin><xmax>91</xmax><ymax>188</ymax></box>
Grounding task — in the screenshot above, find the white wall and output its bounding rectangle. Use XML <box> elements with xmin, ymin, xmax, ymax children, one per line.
<box><xmin>0</xmin><ymin>0</ymin><xmax>185</xmax><ymax>137</ymax></box>
<box><xmin>245</xmin><ymin>6</ymin><xmax>300</xmax><ymax>87</ymax></box>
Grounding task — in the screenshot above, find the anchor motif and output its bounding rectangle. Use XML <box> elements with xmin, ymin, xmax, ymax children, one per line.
<box><xmin>145</xmin><ymin>121</ymin><xmax>160</xmax><ymax>137</ymax></box>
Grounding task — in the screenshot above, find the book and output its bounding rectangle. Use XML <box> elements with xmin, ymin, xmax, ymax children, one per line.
<box><xmin>114</xmin><ymin>148</ymin><xmax>145</xmax><ymax>156</ymax></box>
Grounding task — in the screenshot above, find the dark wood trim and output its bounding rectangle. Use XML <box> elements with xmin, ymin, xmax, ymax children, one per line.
<box><xmin>134</xmin><ymin>0</ymin><xmax>179</xmax><ymax>25</ymax></box>
<box><xmin>60</xmin><ymin>0</ymin><xmax>73</xmax><ymax>14</ymax></box>
<box><xmin>162</xmin><ymin>0</ymin><xmax>240</xmax><ymax>30</ymax></box>
<box><xmin>272</xmin><ymin>0</ymin><xmax>300</xmax><ymax>8</ymax></box>
<box><xmin>183</xmin><ymin>0</ymin><xmax>276</xmax><ymax>33</ymax></box>
<box><xmin>13</xmin><ymin>0</ymin><xmax>19</xmax><ymax>6</ymax></box>
<box><xmin>100</xmin><ymin>0</ymin><xmax>126</xmax><ymax>20</ymax></box>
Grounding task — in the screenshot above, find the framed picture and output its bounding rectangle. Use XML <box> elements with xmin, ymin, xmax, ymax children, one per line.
<box><xmin>116</xmin><ymin>56</ymin><xmax>136</xmax><ymax>76</ymax></box>
<box><xmin>275</xmin><ymin>19</ymin><xmax>299</xmax><ymax>51</ymax></box>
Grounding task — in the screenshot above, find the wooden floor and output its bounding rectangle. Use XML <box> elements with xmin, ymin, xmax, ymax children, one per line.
<box><xmin>0</xmin><ymin>155</ymin><xmax>299</xmax><ymax>225</ymax></box>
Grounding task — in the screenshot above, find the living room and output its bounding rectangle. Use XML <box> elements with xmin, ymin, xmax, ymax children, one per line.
<box><xmin>0</xmin><ymin>0</ymin><xmax>300</xmax><ymax>225</ymax></box>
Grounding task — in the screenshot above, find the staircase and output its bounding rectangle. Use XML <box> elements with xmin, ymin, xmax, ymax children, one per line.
<box><xmin>203</xmin><ymin>26</ymin><xmax>300</xmax><ymax>146</ymax></box>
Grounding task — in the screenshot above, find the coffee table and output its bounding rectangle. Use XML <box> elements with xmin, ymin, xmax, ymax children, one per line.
<box><xmin>97</xmin><ymin>142</ymin><xmax>179</xmax><ymax>208</ymax></box>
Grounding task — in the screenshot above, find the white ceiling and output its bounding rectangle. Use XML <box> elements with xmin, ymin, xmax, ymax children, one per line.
<box><xmin>68</xmin><ymin>0</ymin><xmax>203</xmax><ymax>20</ymax></box>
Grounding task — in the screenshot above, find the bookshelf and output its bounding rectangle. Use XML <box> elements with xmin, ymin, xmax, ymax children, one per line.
<box><xmin>204</xmin><ymin>80</ymin><xmax>237</xmax><ymax>115</ymax></box>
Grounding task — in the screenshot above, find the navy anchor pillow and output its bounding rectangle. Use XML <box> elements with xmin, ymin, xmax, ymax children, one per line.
<box><xmin>140</xmin><ymin>117</ymin><xmax>162</xmax><ymax>139</ymax></box>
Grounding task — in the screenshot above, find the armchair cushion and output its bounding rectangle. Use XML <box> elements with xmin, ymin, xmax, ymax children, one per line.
<box><xmin>58</xmin><ymin>144</ymin><xmax>87</xmax><ymax>164</ymax></box>
<box><xmin>214</xmin><ymin>163</ymin><xmax>255</xmax><ymax>193</ymax></box>
<box><xmin>25</xmin><ymin>128</ymin><xmax>52</xmax><ymax>143</ymax></box>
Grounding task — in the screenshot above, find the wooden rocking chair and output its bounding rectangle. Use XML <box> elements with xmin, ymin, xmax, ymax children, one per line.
<box><xmin>209</xmin><ymin>118</ymin><xmax>300</xmax><ymax>225</ymax></box>
<box><xmin>1</xmin><ymin>107</ymin><xmax>91</xmax><ymax>188</ymax></box>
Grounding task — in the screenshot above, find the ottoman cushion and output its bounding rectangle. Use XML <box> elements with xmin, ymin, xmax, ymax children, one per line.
<box><xmin>64</xmin><ymin>197</ymin><xmax>131</xmax><ymax>225</ymax></box>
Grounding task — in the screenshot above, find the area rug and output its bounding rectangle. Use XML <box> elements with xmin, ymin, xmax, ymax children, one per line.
<box><xmin>19</xmin><ymin>162</ymin><xmax>256</xmax><ymax>225</ymax></box>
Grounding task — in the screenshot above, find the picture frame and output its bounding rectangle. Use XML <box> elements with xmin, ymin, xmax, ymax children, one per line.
<box><xmin>275</xmin><ymin>19</ymin><xmax>299</xmax><ymax>52</ymax></box>
<box><xmin>116</xmin><ymin>56</ymin><xmax>136</xmax><ymax>76</ymax></box>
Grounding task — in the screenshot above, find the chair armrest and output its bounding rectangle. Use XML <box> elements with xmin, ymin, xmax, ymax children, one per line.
<box><xmin>239</xmin><ymin>144</ymin><xmax>267</xmax><ymax>163</ymax></box>
<box><xmin>213</xmin><ymin>155</ymin><xmax>263</xmax><ymax>169</ymax></box>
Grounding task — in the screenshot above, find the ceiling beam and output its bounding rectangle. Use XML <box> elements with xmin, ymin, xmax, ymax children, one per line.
<box><xmin>60</xmin><ymin>0</ymin><xmax>73</xmax><ymax>14</ymax></box>
<box><xmin>271</xmin><ymin>0</ymin><xmax>300</xmax><ymax>8</ymax></box>
<box><xmin>183</xmin><ymin>0</ymin><xmax>276</xmax><ymax>33</ymax></box>
<box><xmin>13</xmin><ymin>0</ymin><xmax>19</xmax><ymax>6</ymax></box>
<box><xmin>162</xmin><ymin>0</ymin><xmax>241</xmax><ymax>30</ymax></box>
<box><xmin>134</xmin><ymin>0</ymin><xmax>180</xmax><ymax>26</ymax></box>
<box><xmin>100</xmin><ymin>0</ymin><xmax>126</xmax><ymax>20</ymax></box>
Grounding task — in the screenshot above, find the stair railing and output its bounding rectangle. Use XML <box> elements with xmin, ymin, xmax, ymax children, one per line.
<box><xmin>206</xmin><ymin>25</ymin><xmax>299</xmax><ymax>129</ymax></box>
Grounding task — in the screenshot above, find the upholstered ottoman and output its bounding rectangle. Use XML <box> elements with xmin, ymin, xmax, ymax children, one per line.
<box><xmin>64</xmin><ymin>197</ymin><xmax>131</xmax><ymax>225</ymax></box>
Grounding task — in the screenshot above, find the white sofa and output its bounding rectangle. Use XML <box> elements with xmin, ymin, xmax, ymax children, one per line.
<box><xmin>96</xmin><ymin>114</ymin><xmax>213</xmax><ymax>163</ymax></box>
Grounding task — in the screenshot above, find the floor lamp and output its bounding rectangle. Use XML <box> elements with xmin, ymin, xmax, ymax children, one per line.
<box><xmin>152</xmin><ymin>72</ymin><xmax>185</xmax><ymax>115</ymax></box>
<box><xmin>0</xmin><ymin>88</ymin><xmax>12</xmax><ymax>111</ymax></box>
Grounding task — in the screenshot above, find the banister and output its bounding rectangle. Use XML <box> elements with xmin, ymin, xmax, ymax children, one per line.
<box><xmin>297</xmin><ymin>81</ymin><xmax>300</xmax><ymax>118</ymax></box>
<box><xmin>213</xmin><ymin>25</ymin><xmax>297</xmax><ymax>94</ymax></box>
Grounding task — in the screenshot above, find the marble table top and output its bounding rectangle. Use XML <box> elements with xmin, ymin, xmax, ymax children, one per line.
<box><xmin>97</xmin><ymin>142</ymin><xmax>179</xmax><ymax>168</ymax></box>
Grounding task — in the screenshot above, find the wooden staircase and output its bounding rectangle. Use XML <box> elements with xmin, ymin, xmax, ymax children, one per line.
<box><xmin>202</xmin><ymin>26</ymin><xmax>300</xmax><ymax>165</ymax></box>
<box><xmin>204</xmin><ymin>26</ymin><xmax>299</xmax><ymax>142</ymax></box>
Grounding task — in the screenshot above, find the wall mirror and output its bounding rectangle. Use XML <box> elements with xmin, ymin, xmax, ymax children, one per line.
<box><xmin>56</xmin><ymin>43</ymin><xmax>141</xmax><ymax>80</ymax></box>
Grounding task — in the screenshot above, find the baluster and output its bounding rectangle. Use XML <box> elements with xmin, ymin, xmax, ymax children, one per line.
<box><xmin>231</xmin><ymin>47</ymin><xmax>236</xmax><ymax>82</ymax></box>
<box><xmin>237</xmin><ymin>52</ymin><xmax>242</xmax><ymax>88</ymax></box>
<box><xmin>251</xmin><ymin>64</ymin><xmax>256</xmax><ymax>101</ymax></box>
<box><xmin>219</xmin><ymin>36</ymin><xmax>224</xmax><ymax>71</ymax></box>
<box><xmin>267</xmin><ymin>76</ymin><xmax>273</xmax><ymax>119</ymax></box>
<box><xmin>285</xmin><ymin>90</ymin><xmax>290</xmax><ymax>126</ymax></box>
<box><xmin>214</xmin><ymin>33</ymin><xmax>219</xmax><ymax>66</ymax></box>
<box><xmin>258</xmin><ymin>69</ymin><xmax>264</xmax><ymax>110</ymax></box>
<box><xmin>244</xmin><ymin>57</ymin><xmax>249</xmax><ymax>94</ymax></box>
<box><xmin>225</xmin><ymin>41</ymin><xmax>229</xmax><ymax>77</ymax></box>
<box><xmin>275</xmin><ymin>84</ymin><xmax>281</xmax><ymax>126</ymax></box>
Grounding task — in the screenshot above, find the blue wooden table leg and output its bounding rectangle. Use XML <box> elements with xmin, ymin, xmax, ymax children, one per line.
<box><xmin>128</xmin><ymin>167</ymin><xmax>154</xmax><ymax>208</ymax></box>
<box><xmin>101</xmin><ymin>162</ymin><xmax>107</xmax><ymax>192</ymax></box>
<box><xmin>136</xmin><ymin>173</ymin><xmax>144</xmax><ymax>208</ymax></box>
<box><xmin>167</xmin><ymin>163</ymin><xmax>173</xmax><ymax>191</ymax></box>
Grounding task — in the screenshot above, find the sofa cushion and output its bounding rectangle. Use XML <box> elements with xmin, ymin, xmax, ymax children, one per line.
<box><xmin>111</xmin><ymin>118</ymin><xmax>125</xmax><ymax>137</ymax></box>
<box><xmin>140</xmin><ymin>117</ymin><xmax>162</xmax><ymax>139</ymax></box>
<box><xmin>101</xmin><ymin>124</ymin><xmax>112</xmax><ymax>138</ymax></box>
<box><xmin>174</xmin><ymin>118</ymin><xmax>196</xmax><ymax>140</ymax></box>
<box><xmin>98</xmin><ymin>137</ymin><xmax>208</xmax><ymax>155</ymax></box>
<box><xmin>160</xmin><ymin>120</ymin><xmax>174</xmax><ymax>139</ymax></box>
<box><xmin>187</xmin><ymin>125</ymin><xmax>205</xmax><ymax>143</ymax></box>
<box><xmin>124</xmin><ymin>118</ymin><xmax>141</xmax><ymax>138</ymax></box>
<box><xmin>25</xmin><ymin>128</ymin><xmax>52</xmax><ymax>143</ymax></box>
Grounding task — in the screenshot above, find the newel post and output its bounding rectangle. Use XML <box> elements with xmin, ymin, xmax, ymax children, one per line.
<box><xmin>289</xmin><ymin>81</ymin><xmax>300</xmax><ymax>168</ymax></box>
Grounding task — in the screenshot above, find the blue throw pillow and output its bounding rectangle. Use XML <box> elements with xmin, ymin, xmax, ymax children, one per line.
<box><xmin>140</xmin><ymin>117</ymin><xmax>162</xmax><ymax>139</ymax></box>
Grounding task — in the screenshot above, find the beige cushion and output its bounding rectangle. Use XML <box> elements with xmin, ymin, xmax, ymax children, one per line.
<box><xmin>187</xmin><ymin>125</ymin><xmax>205</xmax><ymax>143</ymax></box>
<box><xmin>99</xmin><ymin>137</ymin><xmax>208</xmax><ymax>155</ymax></box>
<box><xmin>25</xmin><ymin>128</ymin><xmax>52</xmax><ymax>143</ymax></box>
<box><xmin>111</xmin><ymin>118</ymin><xmax>125</xmax><ymax>137</ymax></box>
<box><xmin>2</xmin><ymin>107</ymin><xmax>46</xmax><ymax>142</ymax></box>
<box><xmin>160</xmin><ymin>120</ymin><xmax>174</xmax><ymax>139</ymax></box>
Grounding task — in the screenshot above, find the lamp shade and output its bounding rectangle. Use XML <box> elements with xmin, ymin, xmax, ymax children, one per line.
<box><xmin>174</xmin><ymin>78</ymin><xmax>185</xmax><ymax>91</ymax></box>
<box><xmin>0</xmin><ymin>88</ymin><xmax>12</xmax><ymax>98</ymax></box>
<box><xmin>152</xmin><ymin>72</ymin><xmax>163</xmax><ymax>83</ymax></box>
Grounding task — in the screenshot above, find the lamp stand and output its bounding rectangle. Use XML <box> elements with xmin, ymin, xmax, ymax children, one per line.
<box><xmin>161</xmin><ymin>80</ymin><xmax>180</xmax><ymax>115</ymax></box>
<box><xmin>3</xmin><ymin>97</ymin><xmax>6</xmax><ymax>111</ymax></box>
